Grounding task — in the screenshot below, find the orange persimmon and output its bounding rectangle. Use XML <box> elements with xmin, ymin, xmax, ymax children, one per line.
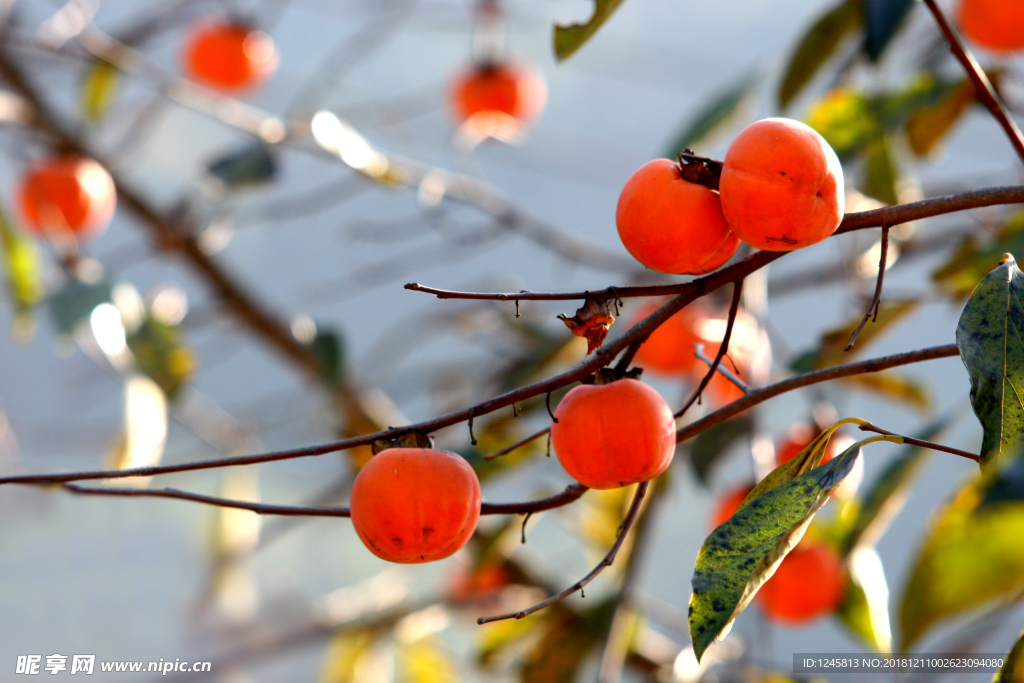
<box><xmin>958</xmin><ymin>0</ymin><xmax>1024</xmax><ymax>52</ymax></box>
<box><xmin>719</xmin><ymin>118</ymin><xmax>844</xmax><ymax>251</ymax></box>
<box><xmin>710</xmin><ymin>482</ymin><xmax>756</xmax><ymax>530</ymax></box>
<box><xmin>616</xmin><ymin>159</ymin><xmax>740</xmax><ymax>275</ymax></box>
<box><xmin>350</xmin><ymin>447</ymin><xmax>481</xmax><ymax>563</ymax></box>
<box><xmin>183</xmin><ymin>21</ymin><xmax>278</xmax><ymax>93</ymax></box>
<box><xmin>551</xmin><ymin>378</ymin><xmax>675</xmax><ymax>489</ymax></box>
<box><xmin>758</xmin><ymin>543</ymin><xmax>847</xmax><ymax>624</ymax></box>
<box><xmin>18</xmin><ymin>156</ymin><xmax>115</xmax><ymax>240</ymax></box>
<box><xmin>450</xmin><ymin>62</ymin><xmax>547</xmax><ymax>128</ymax></box>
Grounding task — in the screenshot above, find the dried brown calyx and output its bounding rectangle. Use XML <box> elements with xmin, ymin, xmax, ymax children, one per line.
<box><xmin>558</xmin><ymin>293</ymin><xmax>616</xmax><ymax>355</ymax></box>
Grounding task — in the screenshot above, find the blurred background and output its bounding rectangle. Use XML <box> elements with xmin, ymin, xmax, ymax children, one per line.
<box><xmin>0</xmin><ymin>0</ymin><xmax>1022</xmax><ymax>680</ymax></box>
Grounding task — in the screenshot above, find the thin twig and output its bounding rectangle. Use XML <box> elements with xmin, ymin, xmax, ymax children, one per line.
<box><xmin>922</xmin><ymin>0</ymin><xmax>1024</xmax><ymax>165</ymax></box>
<box><xmin>693</xmin><ymin>344</ymin><xmax>749</xmax><ymax>393</ymax></box>
<box><xmin>675</xmin><ymin>344</ymin><xmax>961</xmax><ymax>443</ymax></box>
<box><xmin>845</xmin><ymin>225</ymin><xmax>891</xmax><ymax>351</ymax></box>
<box><xmin>858</xmin><ymin>423</ymin><xmax>980</xmax><ymax>462</ymax></box>
<box><xmin>45</xmin><ymin>482</ymin><xmax>590</xmax><ymax>517</ymax></box>
<box><xmin>675</xmin><ymin>280</ymin><xmax>743</xmax><ymax>418</ymax></box>
<box><xmin>483</xmin><ymin>427</ymin><xmax>549</xmax><ymax>461</ymax></box>
<box><xmin>402</xmin><ymin>185</ymin><xmax>1024</xmax><ymax>303</ymax></box>
<box><xmin>477</xmin><ymin>481</ymin><xmax>649</xmax><ymax>624</ymax></box>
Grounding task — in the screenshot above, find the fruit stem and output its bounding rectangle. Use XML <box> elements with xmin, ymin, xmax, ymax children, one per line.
<box><xmin>677</xmin><ymin>150</ymin><xmax>723</xmax><ymax>190</ymax></box>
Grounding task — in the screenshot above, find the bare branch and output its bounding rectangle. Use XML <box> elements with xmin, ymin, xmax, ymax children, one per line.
<box><xmin>675</xmin><ymin>344</ymin><xmax>961</xmax><ymax>443</ymax></box>
<box><xmin>845</xmin><ymin>225</ymin><xmax>891</xmax><ymax>351</ymax></box>
<box><xmin>675</xmin><ymin>279</ymin><xmax>743</xmax><ymax>418</ymax></box>
<box><xmin>404</xmin><ymin>184</ymin><xmax>1024</xmax><ymax>303</ymax></box>
<box><xmin>922</xmin><ymin>0</ymin><xmax>1024</xmax><ymax>165</ymax></box>
<box><xmin>483</xmin><ymin>427</ymin><xmax>550</xmax><ymax>461</ymax></box>
<box><xmin>46</xmin><ymin>482</ymin><xmax>590</xmax><ymax>518</ymax></box>
<box><xmin>477</xmin><ymin>481</ymin><xmax>649</xmax><ymax>624</ymax></box>
<box><xmin>694</xmin><ymin>343</ymin><xmax>749</xmax><ymax>393</ymax></box>
<box><xmin>858</xmin><ymin>423</ymin><xmax>980</xmax><ymax>462</ymax></box>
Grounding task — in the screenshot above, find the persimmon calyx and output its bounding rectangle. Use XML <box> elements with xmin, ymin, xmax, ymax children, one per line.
<box><xmin>677</xmin><ymin>150</ymin><xmax>723</xmax><ymax>191</ymax></box>
<box><xmin>372</xmin><ymin>431</ymin><xmax>434</xmax><ymax>454</ymax></box>
<box><xmin>558</xmin><ymin>293</ymin><xmax>616</xmax><ymax>354</ymax></box>
<box><xmin>582</xmin><ymin>367</ymin><xmax>644</xmax><ymax>386</ymax></box>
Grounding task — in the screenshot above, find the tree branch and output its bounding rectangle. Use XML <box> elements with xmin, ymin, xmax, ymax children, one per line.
<box><xmin>675</xmin><ymin>344</ymin><xmax>960</xmax><ymax>443</ymax></box>
<box><xmin>922</xmin><ymin>0</ymin><xmax>1024</xmax><ymax>165</ymax></box>
<box><xmin>675</xmin><ymin>279</ymin><xmax>743</xmax><ymax>418</ymax></box>
<box><xmin>47</xmin><ymin>482</ymin><xmax>590</xmax><ymax>517</ymax></box>
<box><xmin>477</xmin><ymin>481</ymin><xmax>649</xmax><ymax>624</ymax></box>
<box><xmin>845</xmin><ymin>225</ymin><xmax>890</xmax><ymax>351</ymax></box>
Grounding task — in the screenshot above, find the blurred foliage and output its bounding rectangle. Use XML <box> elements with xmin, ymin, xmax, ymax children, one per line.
<box><xmin>933</xmin><ymin>213</ymin><xmax>1024</xmax><ymax>299</ymax></box>
<box><xmin>836</xmin><ymin>546</ymin><xmax>892</xmax><ymax>652</ymax></box>
<box><xmin>778</xmin><ymin>1</ymin><xmax>862</xmax><ymax>110</ymax></box>
<box><xmin>48</xmin><ymin>277</ymin><xmax>114</xmax><ymax>336</ymax></box>
<box><xmin>552</xmin><ymin>0</ymin><xmax>626</xmax><ymax>62</ymax></box>
<box><xmin>81</xmin><ymin>60</ymin><xmax>120</xmax><ymax>123</ymax></box>
<box><xmin>0</xmin><ymin>207</ymin><xmax>42</xmax><ymax>336</ymax></box>
<box><xmin>205</xmin><ymin>142</ymin><xmax>278</xmax><ymax>193</ymax></box>
<box><xmin>127</xmin><ymin>314</ymin><xmax>196</xmax><ymax>401</ymax></box>
<box><xmin>665</xmin><ymin>72</ymin><xmax>758</xmax><ymax>156</ymax></box>
<box><xmin>995</xmin><ymin>627</ymin><xmax>1024</xmax><ymax>683</ymax></box>
<box><xmin>687</xmin><ymin>415</ymin><xmax>754</xmax><ymax>485</ymax></box>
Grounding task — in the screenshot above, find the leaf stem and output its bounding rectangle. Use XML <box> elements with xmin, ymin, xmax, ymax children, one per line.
<box><xmin>858</xmin><ymin>423</ymin><xmax>980</xmax><ymax>462</ymax></box>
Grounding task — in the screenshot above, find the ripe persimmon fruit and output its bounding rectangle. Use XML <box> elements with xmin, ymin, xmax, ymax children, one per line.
<box><xmin>450</xmin><ymin>62</ymin><xmax>547</xmax><ymax>128</ymax></box>
<box><xmin>758</xmin><ymin>543</ymin><xmax>847</xmax><ymax>624</ymax></box>
<box><xmin>616</xmin><ymin>159</ymin><xmax>740</xmax><ymax>275</ymax></box>
<box><xmin>710</xmin><ymin>482</ymin><xmax>756</xmax><ymax>531</ymax></box>
<box><xmin>19</xmin><ymin>156</ymin><xmax>116</xmax><ymax>240</ymax></box>
<box><xmin>183</xmin><ymin>22</ymin><xmax>278</xmax><ymax>93</ymax></box>
<box><xmin>719</xmin><ymin>118</ymin><xmax>844</xmax><ymax>251</ymax></box>
<box><xmin>632</xmin><ymin>301</ymin><xmax>769</xmax><ymax>407</ymax></box>
<box><xmin>958</xmin><ymin>0</ymin><xmax>1024</xmax><ymax>52</ymax></box>
<box><xmin>551</xmin><ymin>378</ymin><xmax>676</xmax><ymax>489</ymax></box>
<box><xmin>350</xmin><ymin>447</ymin><xmax>481</xmax><ymax>563</ymax></box>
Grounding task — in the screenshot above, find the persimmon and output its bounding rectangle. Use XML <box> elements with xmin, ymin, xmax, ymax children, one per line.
<box><xmin>758</xmin><ymin>543</ymin><xmax>847</xmax><ymax>624</ymax></box>
<box><xmin>551</xmin><ymin>378</ymin><xmax>675</xmax><ymax>489</ymax></box>
<box><xmin>183</xmin><ymin>21</ymin><xmax>278</xmax><ymax>93</ymax></box>
<box><xmin>958</xmin><ymin>0</ymin><xmax>1024</xmax><ymax>52</ymax></box>
<box><xmin>350</xmin><ymin>447</ymin><xmax>481</xmax><ymax>563</ymax></box>
<box><xmin>616</xmin><ymin>159</ymin><xmax>740</xmax><ymax>275</ymax></box>
<box><xmin>450</xmin><ymin>62</ymin><xmax>547</xmax><ymax>129</ymax></box>
<box><xmin>632</xmin><ymin>301</ymin><xmax>769</xmax><ymax>406</ymax></box>
<box><xmin>710</xmin><ymin>482</ymin><xmax>756</xmax><ymax>530</ymax></box>
<box><xmin>18</xmin><ymin>156</ymin><xmax>116</xmax><ymax>240</ymax></box>
<box><xmin>719</xmin><ymin>118</ymin><xmax>844</xmax><ymax>251</ymax></box>
<box><xmin>448</xmin><ymin>562</ymin><xmax>512</xmax><ymax>602</ymax></box>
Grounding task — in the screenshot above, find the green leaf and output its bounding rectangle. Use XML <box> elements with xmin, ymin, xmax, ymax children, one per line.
<box><xmin>861</xmin><ymin>0</ymin><xmax>914</xmax><ymax>62</ymax></box>
<box><xmin>906</xmin><ymin>79</ymin><xmax>975</xmax><ymax>157</ymax></box>
<box><xmin>81</xmin><ymin>60</ymin><xmax>120</xmax><ymax>123</ymax></box>
<box><xmin>126</xmin><ymin>315</ymin><xmax>196</xmax><ymax>401</ymax></box>
<box><xmin>777</xmin><ymin>1</ymin><xmax>862</xmax><ymax>110</ymax></box>
<box><xmin>552</xmin><ymin>0</ymin><xmax>626</xmax><ymax>62</ymax></box>
<box><xmin>836</xmin><ymin>546</ymin><xmax>892</xmax><ymax>652</ymax></box>
<box><xmin>899</xmin><ymin>475</ymin><xmax>1024</xmax><ymax>650</ymax></box>
<box><xmin>665</xmin><ymin>73</ymin><xmax>757</xmax><ymax>156</ymax></box>
<box><xmin>841</xmin><ymin>371</ymin><xmax>931</xmax><ymax>412</ymax></box>
<box><xmin>688</xmin><ymin>433</ymin><xmax>889</xmax><ymax>661</ymax></box>
<box><xmin>687</xmin><ymin>416</ymin><xmax>754</xmax><ymax>484</ymax></box>
<box><xmin>861</xmin><ymin>136</ymin><xmax>899</xmax><ymax>206</ymax></box>
<box><xmin>994</xmin><ymin>627</ymin><xmax>1024</xmax><ymax>683</ymax></box>
<box><xmin>841</xmin><ymin>417</ymin><xmax>949</xmax><ymax>554</ymax></box>
<box><xmin>955</xmin><ymin>254</ymin><xmax>1024</xmax><ymax>470</ymax></box>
